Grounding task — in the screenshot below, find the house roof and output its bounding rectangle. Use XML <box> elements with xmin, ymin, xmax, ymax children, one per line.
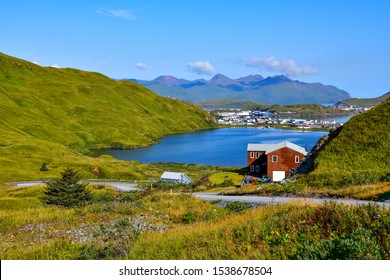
<box><xmin>160</xmin><ymin>172</ymin><xmax>192</xmax><ymax>181</ymax></box>
<box><xmin>247</xmin><ymin>141</ymin><xmax>307</xmax><ymax>155</ymax></box>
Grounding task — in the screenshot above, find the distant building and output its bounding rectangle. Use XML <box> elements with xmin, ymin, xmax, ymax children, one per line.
<box><xmin>247</xmin><ymin>141</ymin><xmax>307</xmax><ymax>181</ymax></box>
<box><xmin>160</xmin><ymin>172</ymin><xmax>193</xmax><ymax>184</ymax></box>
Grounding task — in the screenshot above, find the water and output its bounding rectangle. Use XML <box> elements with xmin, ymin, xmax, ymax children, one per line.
<box><xmin>321</xmin><ymin>115</ymin><xmax>353</xmax><ymax>123</ymax></box>
<box><xmin>97</xmin><ymin>128</ymin><xmax>327</xmax><ymax>167</ymax></box>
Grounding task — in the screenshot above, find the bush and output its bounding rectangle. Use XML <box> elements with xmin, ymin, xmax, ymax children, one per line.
<box><xmin>40</xmin><ymin>162</ymin><xmax>48</xmax><ymax>171</ymax></box>
<box><xmin>181</xmin><ymin>211</ymin><xmax>197</xmax><ymax>224</ymax></box>
<box><xmin>225</xmin><ymin>201</ymin><xmax>250</xmax><ymax>213</ymax></box>
<box><xmin>44</xmin><ymin>168</ymin><xmax>92</xmax><ymax>207</ymax></box>
<box><xmin>295</xmin><ymin>227</ymin><xmax>381</xmax><ymax>260</ymax></box>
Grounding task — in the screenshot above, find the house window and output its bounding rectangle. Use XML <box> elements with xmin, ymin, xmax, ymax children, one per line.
<box><xmin>255</xmin><ymin>165</ymin><xmax>260</xmax><ymax>172</ymax></box>
<box><xmin>256</xmin><ymin>152</ymin><xmax>260</xmax><ymax>158</ymax></box>
<box><xmin>250</xmin><ymin>152</ymin><xmax>254</xmax><ymax>158</ymax></box>
<box><xmin>295</xmin><ymin>155</ymin><xmax>300</xmax><ymax>163</ymax></box>
<box><xmin>272</xmin><ymin>155</ymin><xmax>278</xmax><ymax>162</ymax></box>
<box><xmin>250</xmin><ymin>165</ymin><xmax>254</xmax><ymax>172</ymax></box>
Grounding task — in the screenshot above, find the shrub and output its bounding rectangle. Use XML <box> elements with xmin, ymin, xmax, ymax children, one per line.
<box><xmin>40</xmin><ymin>162</ymin><xmax>48</xmax><ymax>171</ymax></box>
<box><xmin>44</xmin><ymin>168</ymin><xmax>92</xmax><ymax>207</ymax></box>
<box><xmin>295</xmin><ymin>227</ymin><xmax>381</xmax><ymax>260</ymax></box>
<box><xmin>225</xmin><ymin>201</ymin><xmax>250</xmax><ymax>213</ymax></box>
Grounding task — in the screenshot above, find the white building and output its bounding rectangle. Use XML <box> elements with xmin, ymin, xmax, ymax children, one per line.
<box><xmin>160</xmin><ymin>172</ymin><xmax>193</xmax><ymax>184</ymax></box>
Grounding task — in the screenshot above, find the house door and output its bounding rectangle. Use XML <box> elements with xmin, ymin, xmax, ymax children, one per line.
<box><xmin>272</xmin><ymin>171</ymin><xmax>286</xmax><ymax>182</ymax></box>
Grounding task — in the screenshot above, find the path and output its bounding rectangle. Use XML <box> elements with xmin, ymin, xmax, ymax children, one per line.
<box><xmin>193</xmin><ymin>192</ymin><xmax>390</xmax><ymax>208</ymax></box>
<box><xmin>6</xmin><ymin>181</ymin><xmax>390</xmax><ymax>207</ymax></box>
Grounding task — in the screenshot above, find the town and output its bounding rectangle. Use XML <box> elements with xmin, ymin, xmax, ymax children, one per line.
<box><xmin>215</xmin><ymin>110</ymin><xmax>347</xmax><ymax>129</ymax></box>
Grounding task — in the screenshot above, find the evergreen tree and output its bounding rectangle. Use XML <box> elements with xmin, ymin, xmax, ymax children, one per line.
<box><xmin>44</xmin><ymin>168</ymin><xmax>92</xmax><ymax>207</ymax></box>
<box><xmin>40</xmin><ymin>162</ymin><xmax>48</xmax><ymax>171</ymax></box>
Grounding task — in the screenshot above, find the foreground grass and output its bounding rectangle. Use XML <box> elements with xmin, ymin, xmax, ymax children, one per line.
<box><xmin>129</xmin><ymin>202</ymin><xmax>390</xmax><ymax>260</ymax></box>
<box><xmin>1</xmin><ymin>185</ymin><xmax>390</xmax><ymax>260</ymax></box>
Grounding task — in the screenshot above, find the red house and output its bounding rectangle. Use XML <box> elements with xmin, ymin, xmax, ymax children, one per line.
<box><xmin>247</xmin><ymin>141</ymin><xmax>307</xmax><ymax>181</ymax></box>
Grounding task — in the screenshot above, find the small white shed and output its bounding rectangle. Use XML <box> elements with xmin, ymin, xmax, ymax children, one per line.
<box><xmin>160</xmin><ymin>172</ymin><xmax>193</xmax><ymax>184</ymax></box>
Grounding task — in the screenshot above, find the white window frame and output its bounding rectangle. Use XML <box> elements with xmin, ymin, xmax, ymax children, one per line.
<box><xmin>250</xmin><ymin>165</ymin><xmax>254</xmax><ymax>172</ymax></box>
<box><xmin>272</xmin><ymin>155</ymin><xmax>278</xmax><ymax>162</ymax></box>
<box><xmin>250</xmin><ymin>152</ymin><xmax>254</xmax><ymax>158</ymax></box>
<box><xmin>256</xmin><ymin>152</ymin><xmax>260</xmax><ymax>158</ymax></box>
<box><xmin>255</xmin><ymin>165</ymin><xmax>260</xmax><ymax>172</ymax></box>
<box><xmin>295</xmin><ymin>155</ymin><xmax>300</xmax><ymax>163</ymax></box>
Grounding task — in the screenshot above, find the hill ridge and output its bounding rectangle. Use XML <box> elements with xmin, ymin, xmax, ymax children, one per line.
<box><xmin>297</xmin><ymin>95</ymin><xmax>390</xmax><ymax>187</ymax></box>
<box><xmin>0</xmin><ymin>52</ymin><xmax>216</xmax><ymax>181</ymax></box>
<box><xmin>130</xmin><ymin>74</ymin><xmax>351</xmax><ymax>104</ymax></box>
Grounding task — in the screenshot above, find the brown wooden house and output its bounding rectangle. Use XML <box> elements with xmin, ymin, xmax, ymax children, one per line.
<box><xmin>247</xmin><ymin>141</ymin><xmax>307</xmax><ymax>181</ymax></box>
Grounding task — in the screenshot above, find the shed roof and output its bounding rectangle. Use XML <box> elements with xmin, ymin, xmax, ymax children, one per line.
<box><xmin>247</xmin><ymin>141</ymin><xmax>307</xmax><ymax>155</ymax></box>
<box><xmin>160</xmin><ymin>172</ymin><xmax>191</xmax><ymax>181</ymax></box>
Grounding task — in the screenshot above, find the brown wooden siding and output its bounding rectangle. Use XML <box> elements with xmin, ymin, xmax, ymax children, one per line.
<box><xmin>266</xmin><ymin>147</ymin><xmax>305</xmax><ymax>177</ymax></box>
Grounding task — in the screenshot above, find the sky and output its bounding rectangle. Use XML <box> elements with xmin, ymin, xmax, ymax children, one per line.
<box><xmin>1</xmin><ymin>0</ymin><xmax>389</xmax><ymax>98</ymax></box>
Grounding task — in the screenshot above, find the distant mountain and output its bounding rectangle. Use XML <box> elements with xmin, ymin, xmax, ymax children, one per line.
<box><xmin>130</xmin><ymin>74</ymin><xmax>351</xmax><ymax>104</ymax></box>
<box><xmin>334</xmin><ymin>92</ymin><xmax>390</xmax><ymax>107</ymax></box>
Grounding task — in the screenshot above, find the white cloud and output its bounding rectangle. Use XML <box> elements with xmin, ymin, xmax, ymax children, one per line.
<box><xmin>32</xmin><ymin>61</ymin><xmax>40</xmax><ymax>65</ymax></box>
<box><xmin>135</xmin><ymin>62</ymin><xmax>150</xmax><ymax>70</ymax></box>
<box><xmin>50</xmin><ymin>64</ymin><xmax>59</xmax><ymax>68</ymax></box>
<box><xmin>187</xmin><ymin>61</ymin><xmax>216</xmax><ymax>75</ymax></box>
<box><xmin>95</xmin><ymin>9</ymin><xmax>136</xmax><ymax>20</ymax></box>
<box><xmin>241</xmin><ymin>56</ymin><xmax>318</xmax><ymax>77</ymax></box>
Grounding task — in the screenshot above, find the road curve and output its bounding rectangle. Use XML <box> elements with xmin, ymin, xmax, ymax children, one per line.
<box><xmin>6</xmin><ymin>181</ymin><xmax>390</xmax><ymax>207</ymax></box>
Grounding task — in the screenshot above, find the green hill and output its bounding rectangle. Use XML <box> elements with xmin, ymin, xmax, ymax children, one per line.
<box><xmin>0</xmin><ymin>53</ymin><xmax>216</xmax><ymax>182</ymax></box>
<box><xmin>297</xmin><ymin>96</ymin><xmax>390</xmax><ymax>187</ymax></box>
<box><xmin>335</xmin><ymin>92</ymin><xmax>390</xmax><ymax>107</ymax></box>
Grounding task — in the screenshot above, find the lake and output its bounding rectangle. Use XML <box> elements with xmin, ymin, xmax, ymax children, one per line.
<box><xmin>97</xmin><ymin>127</ymin><xmax>327</xmax><ymax>167</ymax></box>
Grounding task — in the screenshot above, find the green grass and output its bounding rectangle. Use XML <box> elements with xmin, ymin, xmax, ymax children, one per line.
<box><xmin>297</xmin><ymin>97</ymin><xmax>390</xmax><ymax>188</ymax></box>
<box><xmin>0</xmin><ymin>52</ymin><xmax>216</xmax><ymax>182</ymax></box>
<box><xmin>2</xmin><ymin>185</ymin><xmax>390</xmax><ymax>260</ymax></box>
<box><xmin>339</xmin><ymin>92</ymin><xmax>390</xmax><ymax>107</ymax></box>
<box><xmin>128</xmin><ymin>202</ymin><xmax>390</xmax><ymax>260</ymax></box>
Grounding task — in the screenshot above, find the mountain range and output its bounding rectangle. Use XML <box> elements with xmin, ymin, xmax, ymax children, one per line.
<box><xmin>129</xmin><ymin>74</ymin><xmax>351</xmax><ymax>104</ymax></box>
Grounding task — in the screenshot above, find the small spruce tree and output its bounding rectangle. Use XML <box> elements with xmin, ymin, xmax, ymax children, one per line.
<box><xmin>44</xmin><ymin>168</ymin><xmax>92</xmax><ymax>207</ymax></box>
<box><xmin>40</xmin><ymin>162</ymin><xmax>48</xmax><ymax>171</ymax></box>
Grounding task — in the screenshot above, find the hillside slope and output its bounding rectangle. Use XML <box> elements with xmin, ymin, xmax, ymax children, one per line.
<box><xmin>0</xmin><ymin>53</ymin><xmax>216</xmax><ymax>182</ymax></box>
<box><xmin>297</xmin><ymin>96</ymin><xmax>390</xmax><ymax>187</ymax></box>
<box><xmin>335</xmin><ymin>92</ymin><xmax>390</xmax><ymax>107</ymax></box>
<box><xmin>131</xmin><ymin>74</ymin><xmax>351</xmax><ymax>104</ymax></box>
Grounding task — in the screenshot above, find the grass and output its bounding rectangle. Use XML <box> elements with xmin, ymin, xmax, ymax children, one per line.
<box><xmin>2</xmin><ymin>184</ymin><xmax>390</xmax><ymax>260</ymax></box>
<box><xmin>128</xmin><ymin>201</ymin><xmax>390</xmax><ymax>260</ymax></box>
<box><xmin>339</xmin><ymin>92</ymin><xmax>390</xmax><ymax>107</ymax></box>
<box><xmin>297</xmin><ymin>97</ymin><xmax>390</xmax><ymax>188</ymax></box>
<box><xmin>0</xmin><ymin>52</ymin><xmax>216</xmax><ymax>182</ymax></box>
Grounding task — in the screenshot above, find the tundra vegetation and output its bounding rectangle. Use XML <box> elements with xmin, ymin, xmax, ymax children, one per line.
<box><xmin>1</xmin><ymin>52</ymin><xmax>389</xmax><ymax>260</ymax></box>
<box><xmin>1</xmin><ymin>184</ymin><xmax>389</xmax><ymax>260</ymax></box>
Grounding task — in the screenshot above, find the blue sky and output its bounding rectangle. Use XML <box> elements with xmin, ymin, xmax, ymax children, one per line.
<box><xmin>1</xmin><ymin>0</ymin><xmax>389</xmax><ymax>98</ymax></box>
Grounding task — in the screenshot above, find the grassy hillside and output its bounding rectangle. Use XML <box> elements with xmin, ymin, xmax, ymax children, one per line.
<box><xmin>337</xmin><ymin>92</ymin><xmax>390</xmax><ymax>107</ymax></box>
<box><xmin>297</xmin><ymin>97</ymin><xmax>390</xmax><ymax>188</ymax></box>
<box><xmin>0</xmin><ymin>52</ymin><xmax>216</xmax><ymax>182</ymax></box>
